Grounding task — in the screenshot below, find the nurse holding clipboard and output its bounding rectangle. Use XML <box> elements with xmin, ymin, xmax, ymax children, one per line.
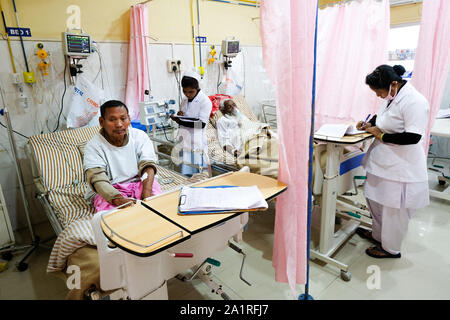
<box><xmin>171</xmin><ymin>70</ymin><xmax>212</xmax><ymax>176</ymax></box>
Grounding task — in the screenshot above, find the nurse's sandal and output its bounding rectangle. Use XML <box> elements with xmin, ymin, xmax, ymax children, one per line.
<box><xmin>365</xmin><ymin>246</ymin><xmax>401</xmax><ymax>259</ymax></box>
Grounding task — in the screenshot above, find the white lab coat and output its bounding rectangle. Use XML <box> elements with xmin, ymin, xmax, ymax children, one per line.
<box><xmin>362</xmin><ymin>82</ymin><xmax>430</xmax><ymax>209</ymax></box>
<box><xmin>177</xmin><ymin>90</ymin><xmax>212</xmax><ymax>175</ymax></box>
<box><xmin>361</xmin><ymin>82</ymin><xmax>430</xmax><ymax>254</ymax></box>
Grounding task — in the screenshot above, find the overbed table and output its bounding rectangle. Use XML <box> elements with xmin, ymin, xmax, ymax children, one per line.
<box><xmin>312</xmin><ymin>132</ymin><xmax>373</xmax><ymax>281</ymax></box>
<box><xmin>100</xmin><ymin>171</ymin><xmax>287</xmax><ymax>256</ymax></box>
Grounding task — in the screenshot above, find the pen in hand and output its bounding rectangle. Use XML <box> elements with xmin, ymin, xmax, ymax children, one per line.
<box><xmin>362</xmin><ymin>113</ymin><xmax>371</xmax><ymax>126</ymax></box>
<box><xmin>357</xmin><ymin>113</ymin><xmax>372</xmax><ymax>130</ymax></box>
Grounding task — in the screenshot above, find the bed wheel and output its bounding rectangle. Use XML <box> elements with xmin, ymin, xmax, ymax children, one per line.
<box><xmin>1</xmin><ymin>252</ymin><xmax>13</xmax><ymax>261</ymax></box>
<box><xmin>17</xmin><ymin>262</ymin><xmax>28</xmax><ymax>272</ymax></box>
<box><xmin>340</xmin><ymin>270</ymin><xmax>351</xmax><ymax>282</ymax></box>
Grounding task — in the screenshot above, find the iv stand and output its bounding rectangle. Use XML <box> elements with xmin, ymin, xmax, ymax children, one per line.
<box><xmin>0</xmin><ymin>86</ymin><xmax>51</xmax><ymax>272</ymax></box>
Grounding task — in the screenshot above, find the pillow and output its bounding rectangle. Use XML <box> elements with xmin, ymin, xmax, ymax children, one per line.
<box><xmin>208</xmin><ymin>94</ymin><xmax>233</xmax><ymax>118</ymax></box>
<box><xmin>77</xmin><ymin>141</ymin><xmax>88</xmax><ymax>160</ymax></box>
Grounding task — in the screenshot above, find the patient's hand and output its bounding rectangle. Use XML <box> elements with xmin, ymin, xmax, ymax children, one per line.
<box><xmin>224</xmin><ymin>145</ymin><xmax>239</xmax><ymax>157</ymax></box>
<box><xmin>141</xmin><ymin>191</ymin><xmax>153</xmax><ymax>200</ymax></box>
<box><xmin>111</xmin><ymin>196</ymin><xmax>135</xmax><ymax>208</ymax></box>
<box><xmin>177</xmin><ymin>111</ymin><xmax>184</xmax><ymax>116</ymax></box>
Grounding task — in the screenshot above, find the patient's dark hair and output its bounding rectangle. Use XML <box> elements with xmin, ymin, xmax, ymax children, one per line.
<box><xmin>181</xmin><ymin>76</ymin><xmax>199</xmax><ymax>89</ymax></box>
<box><xmin>365</xmin><ymin>65</ymin><xmax>405</xmax><ymax>90</ymax></box>
<box><xmin>100</xmin><ymin>100</ymin><xmax>129</xmax><ymax>118</ymax></box>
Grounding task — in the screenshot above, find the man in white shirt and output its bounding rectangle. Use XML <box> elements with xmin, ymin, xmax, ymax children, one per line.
<box><xmin>216</xmin><ymin>99</ymin><xmax>267</xmax><ymax>157</ymax></box>
<box><xmin>83</xmin><ymin>100</ymin><xmax>161</xmax><ymax>212</ymax></box>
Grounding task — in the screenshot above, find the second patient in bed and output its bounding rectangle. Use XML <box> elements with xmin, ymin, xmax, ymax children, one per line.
<box><xmin>217</xmin><ymin>99</ymin><xmax>269</xmax><ymax>157</ymax></box>
<box><xmin>83</xmin><ymin>100</ymin><xmax>162</xmax><ymax>212</ymax></box>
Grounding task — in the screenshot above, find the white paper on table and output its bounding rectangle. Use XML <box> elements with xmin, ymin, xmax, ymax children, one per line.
<box><xmin>315</xmin><ymin>123</ymin><xmax>365</xmax><ymax>138</ymax></box>
<box><xmin>436</xmin><ymin>108</ymin><xmax>450</xmax><ymax>119</ymax></box>
<box><xmin>178</xmin><ymin>185</ymin><xmax>268</xmax><ymax>212</ymax></box>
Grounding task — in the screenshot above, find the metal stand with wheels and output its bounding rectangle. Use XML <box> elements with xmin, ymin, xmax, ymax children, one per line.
<box><xmin>0</xmin><ymin>90</ymin><xmax>52</xmax><ymax>271</ymax></box>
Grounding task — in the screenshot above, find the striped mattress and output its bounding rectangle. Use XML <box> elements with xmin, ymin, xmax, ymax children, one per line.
<box><xmin>27</xmin><ymin>126</ymin><xmax>194</xmax><ymax>273</ymax></box>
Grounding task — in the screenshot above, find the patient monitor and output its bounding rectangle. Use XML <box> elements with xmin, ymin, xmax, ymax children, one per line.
<box><xmin>221</xmin><ymin>37</ymin><xmax>240</xmax><ymax>70</ymax></box>
<box><xmin>62</xmin><ymin>31</ymin><xmax>92</xmax><ymax>58</ymax></box>
<box><xmin>221</xmin><ymin>37</ymin><xmax>240</xmax><ymax>58</ymax></box>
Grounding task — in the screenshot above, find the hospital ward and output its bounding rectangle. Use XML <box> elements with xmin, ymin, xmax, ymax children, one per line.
<box><xmin>1</xmin><ymin>0</ymin><xmax>450</xmax><ymax>305</ymax></box>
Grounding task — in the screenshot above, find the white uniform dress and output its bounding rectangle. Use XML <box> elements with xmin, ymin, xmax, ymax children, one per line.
<box><xmin>178</xmin><ymin>90</ymin><xmax>212</xmax><ymax>176</ymax></box>
<box><xmin>362</xmin><ymin>82</ymin><xmax>430</xmax><ymax>254</ymax></box>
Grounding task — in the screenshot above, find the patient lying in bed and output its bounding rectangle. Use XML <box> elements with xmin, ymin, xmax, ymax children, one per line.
<box><xmin>83</xmin><ymin>100</ymin><xmax>162</xmax><ymax>212</ymax></box>
<box><xmin>217</xmin><ymin>99</ymin><xmax>270</xmax><ymax>157</ymax></box>
<box><xmin>216</xmin><ymin>99</ymin><xmax>279</xmax><ymax>177</ymax></box>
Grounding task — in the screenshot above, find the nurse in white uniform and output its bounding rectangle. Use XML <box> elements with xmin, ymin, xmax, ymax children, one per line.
<box><xmin>170</xmin><ymin>71</ymin><xmax>212</xmax><ymax>176</ymax></box>
<box><xmin>356</xmin><ymin>64</ymin><xmax>430</xmax><ymax>259</ymax></box>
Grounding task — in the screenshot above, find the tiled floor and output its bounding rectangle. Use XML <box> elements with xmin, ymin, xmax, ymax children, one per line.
<box><xmin>1</xmin><ymin>162</ymin><xmax>449</xmax><ymax>300</ymax></box>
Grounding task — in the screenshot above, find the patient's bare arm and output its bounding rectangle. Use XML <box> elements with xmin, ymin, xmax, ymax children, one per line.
<box><xmin>140</xmin><ymin>166</ymin><xmax>156</xmax><ymax>200</ymax></box>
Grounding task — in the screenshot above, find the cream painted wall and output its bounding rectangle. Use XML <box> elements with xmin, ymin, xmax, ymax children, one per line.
<box><xmin>0</xmin><ymin>0</ymin><xmax>261</xmax><ymax>45</ymax></box>
<box><xmin>1</xmin><ymin>1</ymin><xmax>422</xmax><ymax>43</ymax></box>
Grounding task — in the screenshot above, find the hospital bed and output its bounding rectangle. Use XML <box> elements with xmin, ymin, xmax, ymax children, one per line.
<box><xmin>26</xmin><ymin>126</ymin><xmax>284</xmax><ymax>299</ymax></box>
<box><xmin>429</xmin><ymin>118</ymin><xmax>450</xmax><ymax>201</ymax></box>
<box><xmin>207</xmin><ymin>95</ymin><xmax>279</xmax><ymax>177</ymax></box>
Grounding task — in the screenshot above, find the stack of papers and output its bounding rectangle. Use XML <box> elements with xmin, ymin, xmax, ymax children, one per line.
<box><xmin>436</xmin><ymin>108</ymin><xmax>450</xmax><ymax>119</ymax></box>
<box><xmin>315</xmin><ymin>123</ymin><xmax>365</xmax><ymax>138</ymax></box>
<box><xmin>178</xmin><ymin>185</ymin><xmax>268</xmax><ymax>214</ymax></box>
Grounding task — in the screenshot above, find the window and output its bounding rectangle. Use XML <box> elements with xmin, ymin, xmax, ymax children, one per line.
<box><xmin>387</xmin><ymin>24</ymin><xmax>420</xmax><ymax>76</ymax></box>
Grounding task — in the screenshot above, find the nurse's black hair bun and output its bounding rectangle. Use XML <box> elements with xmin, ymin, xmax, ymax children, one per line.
<box><xmin>393</xmin><ymin>65</ymin><xmax>406</xmax><ymax>77</ymax></box>
<box><xmin>366</xmin><ymin>64</ymin><xmax>403</xmax><ymax>90</ymax></box>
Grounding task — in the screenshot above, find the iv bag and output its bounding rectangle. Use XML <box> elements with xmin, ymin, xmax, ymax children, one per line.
<box><xmin>218</xmin><ymin>68</ymin><xmax>243</xmax><ymax>96</ymax></box>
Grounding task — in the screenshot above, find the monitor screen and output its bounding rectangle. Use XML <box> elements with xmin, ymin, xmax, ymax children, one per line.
<box><xmin>145</xmin><ymin>106</ymin><xmax>155</xmax><ymax>114</ymax></box>
<box><xmin>227</xmin><ymin>41</ymin><xmax>239</xmax><ymax>54</ymax></box>
<box><xmin>147</xmin><ymin>117</ymin><xmax>156</xmax><ymax>125</ymax></box>
<box><xmin>66</xmin><ymin>34</ymin><xmax>90</xmax><ymax>54</ymax></box>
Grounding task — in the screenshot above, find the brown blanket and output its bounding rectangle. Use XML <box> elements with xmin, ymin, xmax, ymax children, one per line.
<box><xmin>236</xmin><ymin>128</ymin><xmax>279</xmax><ymax>178</ymax></box>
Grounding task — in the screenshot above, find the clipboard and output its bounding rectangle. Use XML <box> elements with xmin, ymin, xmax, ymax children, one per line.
<box><xmin>177</xmin><ymin>185</ymin><xmax>268</xmax><ymax>215</ymax></box>
<box><xmin>172</xmin><ymin>115</ymin><xmax>200</xmax><ymax>122</ymax></box>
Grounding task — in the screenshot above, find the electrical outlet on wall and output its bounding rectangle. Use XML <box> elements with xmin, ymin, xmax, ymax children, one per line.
<box><xmin>10</xmin><ymin>73</ymin><xmax>22</xmax><ymax>84</ymax></box>
<box><xmin>167</xmin><ymin>59</ymin><xmax>182</xmax><ymax>73</ymax></box>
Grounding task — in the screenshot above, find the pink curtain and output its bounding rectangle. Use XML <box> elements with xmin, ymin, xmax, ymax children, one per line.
<box><xmin>411</xmin><ymin>0</ymin><xmax>450</xmax><ymax>153</ymax></box>
<box><xmin>260</xmin><ymin>0</ymin><xmax>317</xmax><ymax>297</ymax></box>
<box><xmin>125</xmin><ymin>4</ymin><xmax>150</xmax><ymax>120</ymax></box>
<box><xmin>315</xmin><ymin>0</ymin><xmax>390</xmax><ymax>128</ymax></box>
